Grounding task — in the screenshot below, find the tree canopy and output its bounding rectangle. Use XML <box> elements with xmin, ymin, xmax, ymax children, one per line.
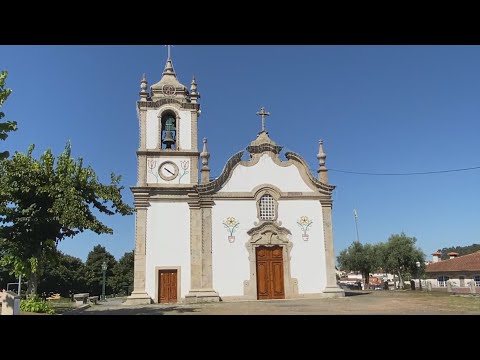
<box><xmin>84</xmin><ymin>245</ymin><xmax>117</xmax><ymax>296</ymax></box>
<box><xmin>337</xmin><ymin>242</ymin><xmax>378</xmax><ymax>285</ymax></box>
<box><xmin>109</xmin><ymin>250</ymin><xmax>134</xmax><ymax>296</ymax></box>
<box><xmin>0</xmin><ymin>70</ymin><xmax>17</xmax><ymax>159</ymax></box>
<box><xmin>0</xmin><ymin>143</ymin><xmax>134</xmax><ymax>296</ymax></box>
<box><xmin>381</xmin><ymin>233</ymin><xmax>424</xmax><ymax>288</ymax></box>
<box><xmin>337</xmin><ymin>232</ymin><xmax>425</xmax><ymax>289</ymax></box>
<box><xmin>37</xmin><ymin>250</ymin><xmax>86</xmax><ymax>298</ymax></box>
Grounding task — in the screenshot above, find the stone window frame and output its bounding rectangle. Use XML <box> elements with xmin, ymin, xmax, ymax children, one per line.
<box><xmin>437</xmin><ymin>275</ymin><xmax>449</xmax><ymax>287</ymax></box>
<box><xmin>254</xmin><ymin>187</ymin><xmax>280</xmax><ymax>224</ymax></box>
<box><xmin>158</xmin><ymin>107</ymin><xmax>181</xmax><ymax>150</ymax></box>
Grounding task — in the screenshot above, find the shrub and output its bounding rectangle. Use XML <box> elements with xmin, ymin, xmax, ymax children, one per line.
<box><xmin>20</xmin><ymin>296</ymin><xmax>55</xmax><ymax>314</ymax></box>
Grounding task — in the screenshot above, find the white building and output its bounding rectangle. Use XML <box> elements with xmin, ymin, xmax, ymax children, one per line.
<box><xmin>425</xmin><ymin>250</ymin><xmax>480</xmax><ymax>291</ymax></box>
<box><xmin>126</xmin><ymin>51</ymin><xmax>344</xmax><ymax>304</ymax></box>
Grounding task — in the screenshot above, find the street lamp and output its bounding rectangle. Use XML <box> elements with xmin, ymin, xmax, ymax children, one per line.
<box><xmin>416</xmin><ymin>261</ymin><xmax>423</xmax><ymax>291</ymax></box>
<box><xmin>101</xmin><ymin>261</ymin><xmax>107</xmax><ymax>301</ymax></box>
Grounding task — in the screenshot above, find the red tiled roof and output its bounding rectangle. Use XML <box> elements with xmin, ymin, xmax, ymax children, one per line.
<box><xmin>447</xmin><ymin>252</ymin><xmax>459</xmax><ymax>256</ymax></box>
<box><xmin>426</xmin><ymin>251</ymin><xmax>480</xmax><ymax>272</ymax></box>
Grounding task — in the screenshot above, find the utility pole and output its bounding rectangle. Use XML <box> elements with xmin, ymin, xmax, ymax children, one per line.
<box><xmin>353</xmin><ymin>208</ymin><xmax>360</xmax><ymax>243</ymax></box>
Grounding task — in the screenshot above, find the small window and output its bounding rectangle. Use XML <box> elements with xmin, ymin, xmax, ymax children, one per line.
<box><xmin>259</xmin><ymin>194</ymin><xmax>275</xmax><ymax>220</ymax></box>
<box><xmin>438</xmin><ymin>275</ymin><xmax>449</xmax><ymax>287</ymax></box>
<box><xmin>474</xmin><ymin>275</ymin><xmax>480</xmax><ymax>287</ymax></box>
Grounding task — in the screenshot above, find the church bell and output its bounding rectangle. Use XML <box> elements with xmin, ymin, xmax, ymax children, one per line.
<box><xmin>162</xmin><ymin>117</ymin><xmax>176</xmax><ymax>149</ymax></box>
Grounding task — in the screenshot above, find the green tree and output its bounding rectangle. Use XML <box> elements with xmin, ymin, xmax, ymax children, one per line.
<box><xmin>0</xmin><ymin>143</ymin><xmax>133</xmax><ymax>297</ymax></box>
<box><xmin>37</xmin><ymin>250</ymin><xmax>86</xmax><ymax>298</ymax></box>
<box><xmin>84</xmin><ymin>245</ymin><xmax>117</xmax><ymax>296</ymax></box>
<box><xmin>0</xmin><ymin>71</ymin><xmax>17</xmax><ymax>159</ymax></box>
<box><xmin>337</xmin><ymin>242</ymin><xmax>379</xmax><ymax>288</ymax></box>
<box><xmin>0</xmin><ymin>257</ymin><xmax>16</xmax><ymax>290</ymax></box>
<box><xmin>381</xmin><ymin>232</ymin><xmax>424</xmax><ymax>289</ymax></box>
<box><xmin>109</xmin><ymin>250</ymin><xmax>134</xmax><ymax>295</ymax></box>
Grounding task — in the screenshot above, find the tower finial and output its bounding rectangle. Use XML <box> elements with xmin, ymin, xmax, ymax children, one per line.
<box><xmin>139</xmin><ymin>73</ymin><xmax>148</xmax><ymax>101</ymax></box>
<box><xmin>200</xmin><ymin>138</ymin><xmax>210</xmax><ymax>184</ymax></box>
<box><xmin>317</xmin><ymin>139</ymin><xmax>328</xmax><ymax>183</ymax></box>
<box><xmin>190</xmin><ymin>75</ymin><xmax>200</xmax><ymax>103</ymax></box>
<box><xmin>190</xmin><ymin>75</ymin><xmax>197</xmax><ymax>94</ymax></box>
<box><xmin>162</xmin><ymin>45</ymin><xmax>176</xmax><ymax>76</ymax></box>
<box><xmin>165</xmin><ymin>45</ymin><xmax>173</xmax><ymax>60</ymax></box>
<box><xmin>256</xmin><ymin>106</ymin><xmax>271</xmax><ymax>133</ymax></box>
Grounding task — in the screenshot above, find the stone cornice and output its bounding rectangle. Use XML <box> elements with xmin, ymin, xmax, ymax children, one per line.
<box><xmin>137</xmin><ymin>99</ymin><xmax>200</xmax><ymax>111</ymax></box>
<box><xmin>194</xmin><ymin>151</ymin><xmax>244</xmax><ymax>195</ymax></box>
<box><xmin>131</xmin><ymin>189</ymin><xmax>151</xmax><ymax>208</ymax></box>
<box><xmin>285</xmin><ymin>151</ymin><xmax>335</xmax><ymax>193</ymax></box>
<box><xmin>212</xmin><ymin>192</ymin><xmax>323</xmax><ymax>200</ymax></box>
<box><xmin>186</xmin><ymin>193</ymin><xmax>215</xmax><ymax>209</ymax></box>
<box><xmin>137</xmin><ymin>150</ymin><xmax>200</xmax><ymax>157</ymax></box>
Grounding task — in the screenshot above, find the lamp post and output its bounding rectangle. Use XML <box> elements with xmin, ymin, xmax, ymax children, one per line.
<box><xmin>416</xmin><ymin>261</ymin><xmax>423</xmax><ymax>291</ymax></box>
<box><xmin>101</xmin><ymin>261</ymin><xmax>107</xmax><ymax>301</ymax></box>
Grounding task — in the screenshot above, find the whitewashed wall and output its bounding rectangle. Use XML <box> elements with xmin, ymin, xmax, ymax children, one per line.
<box><xmin>212</xmin><ymin>200</ymin><xmax>257</xmax><ymax>297</ymax></box>
<box><xmin>145</xmin><ymin>202</ymin><xmax>191</xmax><ymax>300</ymax></box>
<box><xmin>278</xmin><ymin>200</ymin><xmax>326</xmax><ymax>294</ymax></box>
<box><xmin>212</xmin><ymin>151</ymin><xmax>327</xmax><ymax>297</ymax></box>
<box><xmin>146</xmin><ymin>110</ymin><xmax>159</xmax><ymax>149</ymax></box>
<box><xmin>212</xmin><ymin>199</ymin><xmax>326</xmax><ymax>297</ymax></box>
<box><xmin>145</xmin><ymin>109</ymin><xmax>192</xmax><ymax>150</ymax></box>
<box><xmin>178</xmin><ymin>110</ymin><xmax>192</xmax><ymax>150</ymax></box>
<box><xmin>425</xmin><ymin>275</ymin><xmax>480</xmax><ymax>288</ymax></box>
<box><xmin>219</xmin><ymin>154</ymin><xmax>313</xmax><ymax>193</ymax></box>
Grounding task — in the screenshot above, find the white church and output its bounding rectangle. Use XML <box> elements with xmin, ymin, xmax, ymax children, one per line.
<box><xmin>126</xmin><ymin>50</ymin><xmax>344</xmax><ymax>304</ymax></box>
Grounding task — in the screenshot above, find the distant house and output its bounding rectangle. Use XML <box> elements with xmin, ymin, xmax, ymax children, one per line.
<box><xmin>425</xmin><ymin>250</ymin><xmax>480</xmax><ymax>290</ymax></box>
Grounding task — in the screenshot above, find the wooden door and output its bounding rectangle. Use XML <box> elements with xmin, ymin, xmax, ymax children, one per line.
<box><xmin>158</xmin><ymin>270</ymin><xmax>178</xmax><ymax>303</ymax></box>
<box><xmin>256</xmin><ymin>246</ymin><xmax>285</xmax><ymax>300</ymax></box>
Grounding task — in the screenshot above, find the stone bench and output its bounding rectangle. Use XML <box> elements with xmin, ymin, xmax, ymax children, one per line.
<box><xmin>88</xmin><ymin>296</ymin><xmax>99</xmax><ymax>305</ymax></box>
<box><xmin>73</xmin><ymin>293</ymin><xmax>89</xmax><ymax>306</ymax></box>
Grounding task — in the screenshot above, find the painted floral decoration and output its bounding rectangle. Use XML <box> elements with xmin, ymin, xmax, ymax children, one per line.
<box><xmin>179</xmin><ymin>160</ymin><xmax>190</xmax><ymax>183</ymax></box>
<box><xmin>223</xmin><ymin>217</ymin><xmax>240</xmax><ymax>236</ymax></box>
<box><xmin>297</xmin><ymin>216</ymin><xmax>313</xmax><ymax>240</ymax></box>
<box><xmin>147</xmin><ymin>159</ymin><xmax>159</xmax><ymax>183</ymax></box>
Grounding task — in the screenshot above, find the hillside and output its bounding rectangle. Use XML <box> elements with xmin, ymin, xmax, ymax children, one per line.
<box><xmin>440</xmin><ymin>243</ymin><xmax>480</xmax><ymax>260</ymax></box>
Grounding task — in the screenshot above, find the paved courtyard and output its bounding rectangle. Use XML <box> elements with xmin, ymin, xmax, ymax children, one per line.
<box><xmin>73</xmin><ymin>290</ymin><xmax>480</xmax><ymax>315</ymax></box>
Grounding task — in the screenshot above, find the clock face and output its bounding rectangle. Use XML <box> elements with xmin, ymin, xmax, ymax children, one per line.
<box><xmin>158</xmin><ymin>161</ymin><xmax>179</xmax><ymax>181</ymax></box>
<box><xmin>162</xmin><ymin>84</ymin><xmax>176</xmax><ymax>97</ymax></box>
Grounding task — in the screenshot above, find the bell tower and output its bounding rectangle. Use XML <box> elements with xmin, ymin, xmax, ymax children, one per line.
<box><xmin>136</xmin><ymin>46</ymin><xmax>201</xmax><ymax>187</ymax></box>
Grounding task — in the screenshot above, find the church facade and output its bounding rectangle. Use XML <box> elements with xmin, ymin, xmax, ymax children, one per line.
<box><xmin>126</xmin><ymin>53</ymin><xmax>344</xmax><ymax>304</ymax></box>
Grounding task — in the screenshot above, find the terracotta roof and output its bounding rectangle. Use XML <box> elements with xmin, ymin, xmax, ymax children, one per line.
<box><xmin>426</xmin><ymin>251</ymin><xmax>480</xmax><ymax>272</ymax></box>
<box><xmin>447</xmin><ymin>252</ymin><xmax>459</xmax><ymax>256</ymax></box>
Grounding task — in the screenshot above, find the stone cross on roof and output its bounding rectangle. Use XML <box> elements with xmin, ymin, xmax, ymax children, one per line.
<box><xmin>256</xmin><ymin>106</ymin><xmax>270</xmax><ymax>133</ymax></box>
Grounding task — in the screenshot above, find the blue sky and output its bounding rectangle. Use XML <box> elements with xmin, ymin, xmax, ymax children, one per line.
<box><xmin>1</xmin><ymin>45</ymin><xmax>479</xmax><ymax>262</ymax></box>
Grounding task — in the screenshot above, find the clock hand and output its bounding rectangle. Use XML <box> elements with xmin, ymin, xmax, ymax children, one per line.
<box><xmin>165</xmin><ymin>168</ymin><xmax>175</xmax><ymax>176</ymax></box>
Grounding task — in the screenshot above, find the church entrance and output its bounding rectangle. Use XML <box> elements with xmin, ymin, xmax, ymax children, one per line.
<box><xmin>256</xmin><ymin>246</ymin><xmax>285</xmax><ymax>300</ymax></box>
<box><xmin>158</xmin><ymin>269</ymin><xmax>178</xmax><ymax>303</ymax></box>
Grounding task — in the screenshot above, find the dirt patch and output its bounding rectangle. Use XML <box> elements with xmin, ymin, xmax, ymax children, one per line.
<box><xmin>79</xmin><ymin>291</ymin><xmax>480</xmax><ymax>315</ymax></box>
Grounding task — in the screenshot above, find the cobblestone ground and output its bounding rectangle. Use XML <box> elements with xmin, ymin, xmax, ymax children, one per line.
<box><xmin>72</xmin><ymin>291</ymin><xmax>480</xmax><ymax>315</ymax></box>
